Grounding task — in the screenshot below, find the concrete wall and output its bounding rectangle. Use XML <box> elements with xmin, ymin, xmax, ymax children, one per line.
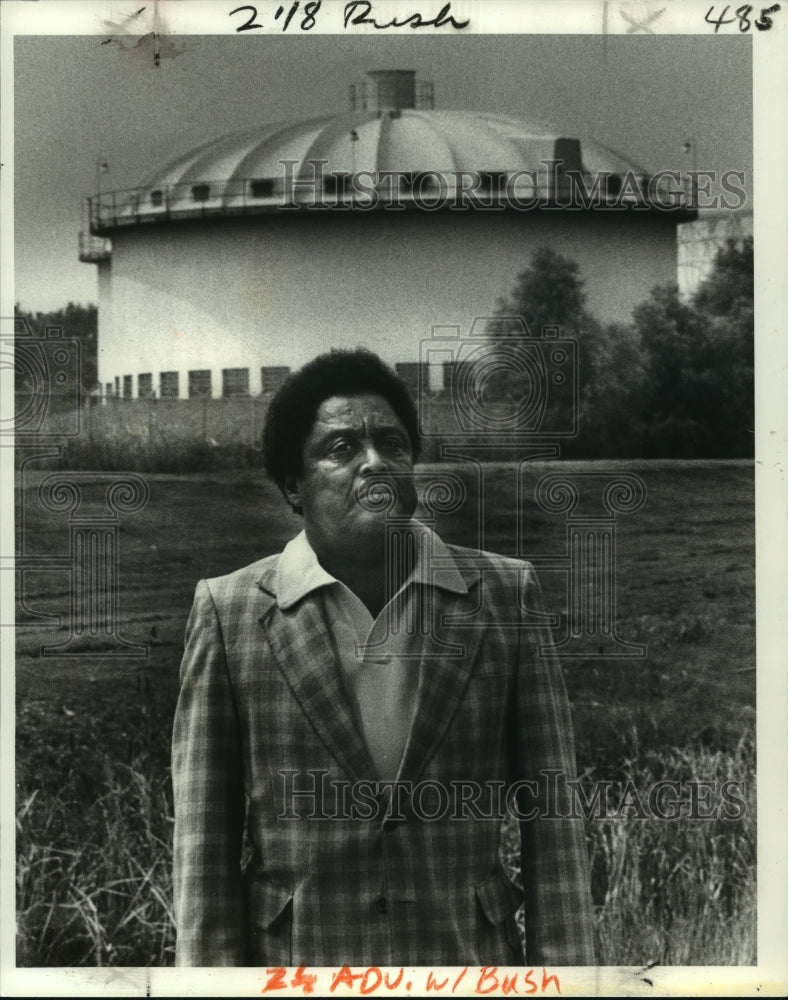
<box><xmin>98</xmin><ymin>208</ymin><xmax>682</xmax><ymax>396</ymax></box>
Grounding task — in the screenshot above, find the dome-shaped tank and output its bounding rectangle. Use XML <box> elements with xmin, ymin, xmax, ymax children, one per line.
<box><xmin>81</xmin><ymin>70</ymin><xmax>693</xmax><ymax>400</ymax></box>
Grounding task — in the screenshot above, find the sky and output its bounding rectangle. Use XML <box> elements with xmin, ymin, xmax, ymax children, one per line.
<box><xmin>12</xmin><ymin>25</ymin><xmax>752</xmax><ymax>312</ymax></box>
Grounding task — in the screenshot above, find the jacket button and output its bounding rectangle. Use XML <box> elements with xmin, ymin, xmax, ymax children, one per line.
<box><xmin>377</xmin><ymin>897</ymin><xmax>387</xmax><ymax>914</ymax></box>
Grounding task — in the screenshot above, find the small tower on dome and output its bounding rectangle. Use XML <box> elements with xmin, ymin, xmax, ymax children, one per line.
<box><xmin>350</xmin><ymin>69</ymin><xmax>434</xmax><ymax>112</ymax></box>
<box><xmin>79</xmin><ymin>67</ymin><xmax>696</xmax><ymax>402</ymax></box>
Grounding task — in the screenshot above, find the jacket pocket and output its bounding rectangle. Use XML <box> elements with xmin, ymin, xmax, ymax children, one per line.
<box><xmin>475</xmin><ymin>869</ymin><xmax>525</xmax><ymax>965</ymax></box>
<box><xmin>247</xmin><ymin>879</ymin><xmax>293</xmax><ymax>966</ymax></box>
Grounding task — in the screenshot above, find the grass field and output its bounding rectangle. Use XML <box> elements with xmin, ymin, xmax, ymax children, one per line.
<box><xmin>15</xmin><ymin>460</ymin><xmax>756</xmax><ymax>966</ymax></box>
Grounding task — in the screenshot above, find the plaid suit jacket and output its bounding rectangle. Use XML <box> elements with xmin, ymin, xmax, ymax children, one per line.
<box><xmin>172</xmin><ymin>533</ymin><xmax>596</xmax><ymax>967</ymax></box>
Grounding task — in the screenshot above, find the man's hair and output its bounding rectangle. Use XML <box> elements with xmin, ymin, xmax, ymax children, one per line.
<box><xmin>262</xmin><ymin>348</ymin><xmax>421</xmax><ymax>498</ymax></box>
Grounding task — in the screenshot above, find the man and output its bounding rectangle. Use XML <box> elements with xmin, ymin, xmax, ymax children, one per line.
<box><xmin>172</xmin><ymin>348</ymin><xmax>595</xmax><ymax>967</ymax></box>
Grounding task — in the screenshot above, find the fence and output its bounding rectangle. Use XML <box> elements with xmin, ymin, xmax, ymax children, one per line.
<box><xmin>17</xmin><ymin>394</ymin><xmax>555</xmax><ymax>470</ymax></box>
<box><xmin>81</xmin><ymin>397</ymin><xmax>269</xmax><ymax>450</ymax></box>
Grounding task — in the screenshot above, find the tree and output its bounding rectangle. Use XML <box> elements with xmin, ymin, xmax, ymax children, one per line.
<box><xmin>629</xmin><ymin>237</ymin><xmax>753</xmax><ymax>457</ymax></box>
<box><xmin>484</xmin><ymin>247</ymin><xmax>609</xmax><ymax>452</ymax></box>
<box><xmin>578</xmin><ymin>320</ymin><xmax>648</xmax><ymax>457</ymax></box>
<box><xmin>488</xmin><ymin>246</ymin><xmax>590</xmax><ymax>333</ymax></box>
<box><xmin>14</xmin><ymin>302</ymin><xmax>98</xmax><ymax>395</ymax></box>
<box><xmin>483</xmin><ymin>238</ymin><xmax>754</xmax><ymax>458</ymax></box>
<box><xmin>693</xmin><ymin>236</ymin><xmax>753</xmax><ymax>317</ymax></box>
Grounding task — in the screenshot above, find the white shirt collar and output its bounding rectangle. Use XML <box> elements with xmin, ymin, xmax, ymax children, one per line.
<box><xmin>275</xmin><ymin>521</ymin><xmax>468</xmax><ymax>610</ymax></box>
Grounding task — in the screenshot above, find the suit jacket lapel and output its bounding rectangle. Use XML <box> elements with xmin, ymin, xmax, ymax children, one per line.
<box><xmin>257</xmin><ymin>567</ymin><xmax>377</xmax><ymax>784</ymax></box>
<box><xmin>255</xmin><ymin>543</ymin><xmax>487</xmax><ymax>789</ymax></box>
<box><xmin>397</xmin><ymin>577</ymin><xmax>486</xmax><ymax>786</ymax></box>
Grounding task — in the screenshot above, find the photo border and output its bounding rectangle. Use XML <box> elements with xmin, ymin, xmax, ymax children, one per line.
<box><xmin>1</xmin><ymin>1</ymin><xmax>785</xmax><ymax>995</ymax></box>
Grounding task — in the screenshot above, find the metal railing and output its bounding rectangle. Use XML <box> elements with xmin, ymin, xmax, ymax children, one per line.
<box><xmin>78</xmin><ymin>231</ymin><xmax>112</xmax><ymax>262</ymax></box>
<box><xmin>85</xmin><ymin>170</ymin><xmax>696</xmax><ymax>232</ymax></box>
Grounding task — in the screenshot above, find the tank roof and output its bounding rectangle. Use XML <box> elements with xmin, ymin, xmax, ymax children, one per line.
<box><xmin>85</xmin><ymin>72</ymin><xmax>695</xmax><ymax>234</ymax></box>
<box><xmin>139</xmin><ymin>109</ymin><xmax>647</xmax><ymax>190</ymax></box>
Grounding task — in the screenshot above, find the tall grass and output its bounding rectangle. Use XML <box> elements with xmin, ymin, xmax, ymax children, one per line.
<box><xmin>587</xmin><ymin>733</ymin><xmax>756</xmax><ymax>965</ymax></box>
<box><xmin>498</xmin><ymin>732</ymin><xmax>756</xmax><ymax>966</ymax></box>
<box><xmin>16</xmin><ymin>689</ymin><xmax>176</xmax><ymax>967</ymax></box>
<box><xmin>17</xmin><ymin>713</ymin><xmax>755</xmax><ymax>967</ymax></box>
<box><xmin>16</xmin><ymin>754</ymin><xmax>174</xmax><ymax>967</ymax></box>
<box><xmin>15</xmin><ymin>462</ymin><xmax>754</xmax><ymax>965</ymax></box>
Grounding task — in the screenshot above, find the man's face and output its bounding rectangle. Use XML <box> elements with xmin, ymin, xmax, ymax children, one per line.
<box><xmin>285</xmin><ymin>393</ymin><xmax>417</xmax><ymax>557</ymax></box>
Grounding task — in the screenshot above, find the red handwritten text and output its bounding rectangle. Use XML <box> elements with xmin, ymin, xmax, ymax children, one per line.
<box><xmin>262</xmin><ymin>965</ymin><xmax>561</xmax><ymax>996</ymax></box>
